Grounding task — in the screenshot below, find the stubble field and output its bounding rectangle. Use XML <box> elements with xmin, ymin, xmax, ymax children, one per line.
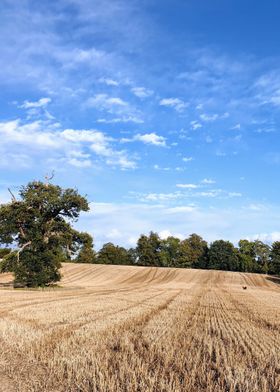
<box><xmin>0</xmin><ymin>263</ymin><xmax>280</xmax><ymax>392</ymax></box>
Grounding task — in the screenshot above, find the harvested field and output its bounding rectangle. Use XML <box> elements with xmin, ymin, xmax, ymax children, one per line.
<box><xmin>0</xmin><ymin>263</ymin><xmax>280</xmax><ymax>392</ymax></box>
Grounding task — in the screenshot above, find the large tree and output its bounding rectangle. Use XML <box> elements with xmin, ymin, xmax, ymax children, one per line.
<box><xmin>208</xmin><ymin>240</ymin><xmax>239</xmax><ymax>271</ymax></box>
<box><xmin>238</xmin><ymin>240</ymin><xmax>255</xmax><ymax>272</ymax></box>
<box><xmin>136</xmin><ymin>232</ymin><xmax>162</xmax><ymax>266</ymax></box>
<box><xmin>75</xmin><ymin>232</ymin><xmax>96</xmax><ymax>263</ymax></box>
<box><xmin>0</xmin><ymin>180</ymin><xmax>91</xmax><ymax>287</ymax></box>
<box><xmin>253</xmin><ymin>240</ymin><xmax>271</xmax><ymax>274</ymax></box>
<box><xmin>177</xmin><ymin>234</ymin><xmax>208</xmax><ymax>269</ymax></box>
<box><xmin>97</xmin><ymin>242</ymin><xmax>132</xmax><ymax>265</ymax></box>
<box><xmin>160</xmin><ymin>236</ymin><xmax>180</xmax><ymax>267</ymax></box>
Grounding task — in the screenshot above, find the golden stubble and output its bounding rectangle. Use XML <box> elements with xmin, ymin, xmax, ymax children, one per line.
<box><xmin>0</xmin><ymin>263</ymin><xmax>279</xmax><ymax>392</ymax></box>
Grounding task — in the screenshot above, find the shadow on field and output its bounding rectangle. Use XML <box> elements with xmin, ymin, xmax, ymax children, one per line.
<box><xmin>266</xmin><ymin>276</ymin><xmax>280</xmax><ymax>286</ymax></box>
<box><xmin>0</xmin><ymin>282</ymin><xmax>13</xmax><ymax>288</ymax></box>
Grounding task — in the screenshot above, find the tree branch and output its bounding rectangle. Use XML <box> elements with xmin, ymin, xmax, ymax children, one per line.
<box><xmin>8</xmin><ymin>188</ymin><xmax>17</xmax><ymax>202</ymax></box>
<box><xmin>16</xmin><ymin>241</ymin><xmax>31</xmax><ymax>263</ymax></box>
<box><xmin>7</xmin><ymin>188</ymin><xmax>26</xmax><ymax>239</ymax></box>
<box><xmin>44</xmin><ymin>171</ymin><xmax>55</xmax><ymax>186</ymax></box>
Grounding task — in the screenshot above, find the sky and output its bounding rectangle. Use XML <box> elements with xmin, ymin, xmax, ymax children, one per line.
<box><xmin>1</xmin><ymin>0</ymin><xmax>280</xmax><ymax>248</ymax></box>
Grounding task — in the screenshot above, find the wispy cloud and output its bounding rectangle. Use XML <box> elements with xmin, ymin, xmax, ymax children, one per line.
<box><xmin>0</xmin><ymin>118</ymin><xmax>136</xmax><ymax>170</ymax></box>
<box><xmin>201</xmin><ymin>178</ymin><xmax>216</xmax><ymax>184</ymax></box>
<box><xmin>121</xmin><ymin>132</ymin><xmax>167</xmax><ymax>147</ymax></box>
<box><xmin>87</xmin><ymin>94</ymin><xmax>128</xmax><ymax>110</ymax></box>
<box><xmin>97</xmin><ymin>116</ymin><xmax>144</xmax><ymax>124</ymax></box>
<box><xmin>159</xmin><ymin>98</ymin><xmax>189</xmax><ymax>112</ymax></box>
<box><xmin>19</xmin><ymin>97</ymin><xmax>51</xmax><ymax>109</ymax></box>
<box><xmin>131</xmin><ymin>87</ymin><xmax>153</xmax><ymax>98</ymax></box>
<box><xmin>190</xmin><ymin>120</ymin><xmax>202</xmax><ymax>130</ymax></box>
<box><xmin>98</xmin><ymin>77</ymin><xmax>119</xmax><ymax>86</ymax></box>
<box><xmin>200</xmin><ymin>112</ymin><xmax>229</xmax><ymax>122</ymax></box>
<box><xmin>176</xmin><ymin>183</ymin><xmax>198</xmax><ymax>189</ymax></box>
<box><xmin>182</xmin><ymin>157</ymin><xmax>193</xmax><ymax>162</ymax></box>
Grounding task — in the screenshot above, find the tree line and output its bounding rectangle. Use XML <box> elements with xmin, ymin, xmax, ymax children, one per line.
<box><xmin>0</xmin><ymin>180</ymin><xmax>279</xmax><ymax>287</ymax></box>
<box><xmin>94</xmin><ymin>232</ymin><xmax>280</xmax><ymax>276</ymax></box>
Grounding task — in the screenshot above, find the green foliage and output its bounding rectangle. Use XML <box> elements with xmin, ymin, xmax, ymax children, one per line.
<box><xmin>177</xmin><ymin>234</ymin><xmax>208</xmax><ymax>269</ymax></box>
<box><xmin>97</xmin><ymin>242</ymin><xmax>132</xmax><ymax>265</ymax></box>
<box><xmin>0</xmin><ymin>181</ymin><xmax>91</xmax><ymax>287</ymax></box>
<box><xmin>270</xmin><ymin>241</ymin><xmax>280</xmax><ymax>275</ymax></box>
<box><xmin>75</xmin><ymin>232</ymin><xmax>96</xmax><ymax>263</ymax></box>
<box><xmin>0</xmin><ymin>248</ymin><xmax>11</xmax><ymax>259</ymax></box>
<box><xmin>238</xmin><ymin>240</ymin><xmax>255</xmax><ymax>272</ymax></box>
<box><xmin>208</xmin><ymin>240</ymin><xmax>239</xmax><ymax>271</ymax></box>
<box><xmin>136</xmin><ymin>232</ymin><xmax>163</xmax><ymax>266</ymax></box>
<box><xmin>253</xmin><ymin>240</ymin><xmax>271</xmax><ymax>273</ymax></box>
<box><xmin>159</xmin><ymin>236</ymin><xmax>180</xmax><ymax>267</ymax></box>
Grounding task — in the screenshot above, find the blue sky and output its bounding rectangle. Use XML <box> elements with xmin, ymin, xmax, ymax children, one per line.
<box><xmin>1</xmin><ymin>0</ymin><xmax>280</xmax><ymax>248</ymax></box>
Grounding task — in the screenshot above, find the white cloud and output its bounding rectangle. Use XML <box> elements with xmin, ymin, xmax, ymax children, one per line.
<box><xmin>158</xmin><ymin>230</ymin><xmax>184</xmax><ymax>240</ymax></box>
<box><xmin>228</xmin><ymin>192</ymin><xmax>242</xmax><ymax>198</ymax></box>
<box><xmin>182</xmin><ymin>157</ymin><xmax>193</xmax><ymax>162</ymax></box>
<box><xmin>105</xmin><ymin>228</ymin><xmax>123</xmax><ymax>240</ymax></box>
<box><xmin>98</xmin><ymin>77</ymin><xmax>119</xmax><ymax>86</ymax></box>
<box><xmin>200</xmin><ymin>113</ymin><xmax>219</xmax><ymax>121</ymax></box>
<box><xmin>0</xmin><ymin>119</ymin><xmax>136</xmax><ymax>170</ymax></box>
<box><xmin>19</xmin><ymin>97</ymin><xmax>51</xmax><ymax>109</ymax></box>
<box><xmin>247</xmin><ymin>203</ymin><xmax>266</xmax><ymax>211</ymax></box>
<box><xmin>159</xmin><ymin>97</ymin><xmax>189</xmax><ymax>112</ymax></box>
<box><xmin>231</xmin><ymin>123</ymin><xmax>241</xmax><ymax>130</ymax></box>
<box><xmin>190</xmin><ymin>121</ymin><xmax>202</xmax><ymax>130</ymax></box>
<box><xmin>87</xmin><ymin>94</ymin><xmax>127</xmax><ymax>111</ymax></box>
<box><xmin>122</xmin><ymin>132</ymin><xmax>167</xmax><ymax>147</ymax></box>
<box><xmin>176</xmin><ymin>183</ymin><xmax>198</xmax><ymax>189</ymax></box>
<box><xmin>200</xmin><ymin>112</ymin><xmax>229</xmax><ymax>122</ymax></box>
<box><xmin>201</xmin><ymin>178</ymin><xmax>216</xmax><ymax>184</ymax></box>
<box><xmin>139</xmin><ymin>192</ymin><xmax>182</xmax><ymax>202</ymax></box>
<box><xmin>153</xmin><ymin>164</ymin><xmax>170</xmax><ymax>171</ymax></box>
<box><xmin>134</xmin><ymin>133</ymin><xmax>166</xmax><ymax>146</ymax></box>
<box><xmin>248</xmin><ymin>232</ymin><xmax>280</xmax><ymax>243</ymax></box>
<box><xmin>87</xmin><ymin>93</ymin><xmax>142</xmax><ymax>121</ymax></box>
<box><xmin>67</xmin><ymin>158</ymin><xmax>92</xmax><ymax>168</ymax></box>
<box><xmin>77</xmin><ymin>202</ymin><xmax>280</xmax><ymax>249</ymax></box>
<box><xmin>62</xmin><ymin>128</ymin><xmax>112</xmax><ymax>144</ymax></box>
<box><xmin>97</xmin><ymin>116</ymin><xmax>144</xmax><ymax>124</ymax></box>
<box><xmin>86</xmin><ymin>94</ymin><xmax>128</xmax><ymax>113</ymax></box>
<box><xmin>131</xmin><ymin>87</ymin><xmax>153</xmax><ymax>98</ymax></box>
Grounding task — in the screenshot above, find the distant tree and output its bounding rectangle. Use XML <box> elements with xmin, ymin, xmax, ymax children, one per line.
<box><xmin>160</xmin><ymin>236</ymin><xmax>180</xmax><ymax>267</ymax></box>
<box><xmin>177</xmin><ymin>234</ymin><xmax>208</xmax><ymax>269</ymax></box>
<box><xmin>208</xmin><ymin>240</ymin><xmax>239</xmax><ymax>271</ymax></box>
<box><xmin>253</xmin><ymin>240</ymin><xmax>271</xmax><ymax>274</ymax></box>
<box><xmin>75</xmin><ymin>232</ymin><xmax>95</xmax><ymax>263</ymax></box>
<box><xmin>176</xmin><ymin>239</ymin><xmax>192</xmax><ymax>268</ymax></box>
<box><xmin>0</xmin><ymin>180</ymin><xmax>90</xmax><ymax>287</ymax></box>
<box><xmin>127</xmin><ymin>247</ymin><xmax>137</xmax><ymax>265</ymax></box>
<box><xmin>136</xmin><ymin>232</ymin><xmax>162</xmax><ymax>266</ymax></box>
<box><xmin>186</xmin><ymin>233</ymin><xmax>209</xmax><ymax>269</ymax></box>
<box><xmin>269</xmin><ymin>241</ymin><xmax>280</xmax><ymax>275</ymax></box>
<box><xmin>238</xmin><ymin>240</ymin><xmax>255</xmax><ymax>272</ymax></box>
<box><xmin>97</xmin><ymin>242</ymin><xmax>132</xmax><ymax>265</ymax></box>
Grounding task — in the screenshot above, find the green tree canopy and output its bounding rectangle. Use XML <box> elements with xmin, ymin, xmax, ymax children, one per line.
<box><xmin>97</xmin><ymin>242</ymin><xmax>132</xmax><ymax>265</ymax></box>
<box><xmin>75</xmin><ymin>232</ymin><xmax>96</xmax><ymax>263</ymax></box>
<box><xmin>208</xmin><ymin>240</ymin><xmax>239</xmax><ymax>271</ymax></box>
<box><xmin>0</xmin><ymin>180</ymin><xmax>91</xmax><ymax>287</ymax></box>
<box><xmin>270</xmin><ymin>241</ymin><xmax>280</xmax><ymax>275</ymax></box>
<box><xmin>160</xmin><ymin>236</ymin><xmax>181</xmax><ymax>267</ymax></box>
<box><xmin>253</xmin><ymin>240</ymin><xmax>271</xmax><ymax>274</ymax></box>
<box><xmin>136</xmin><ymin>232</ymin><xmax>162</xmax><ymax>266</ymax></box>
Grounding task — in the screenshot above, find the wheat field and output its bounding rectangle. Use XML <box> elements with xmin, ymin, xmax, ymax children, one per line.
<box><xmin>0</xmin><ymin>263</ymin><xmax>279</xmax><ymax>392</ymax></box>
